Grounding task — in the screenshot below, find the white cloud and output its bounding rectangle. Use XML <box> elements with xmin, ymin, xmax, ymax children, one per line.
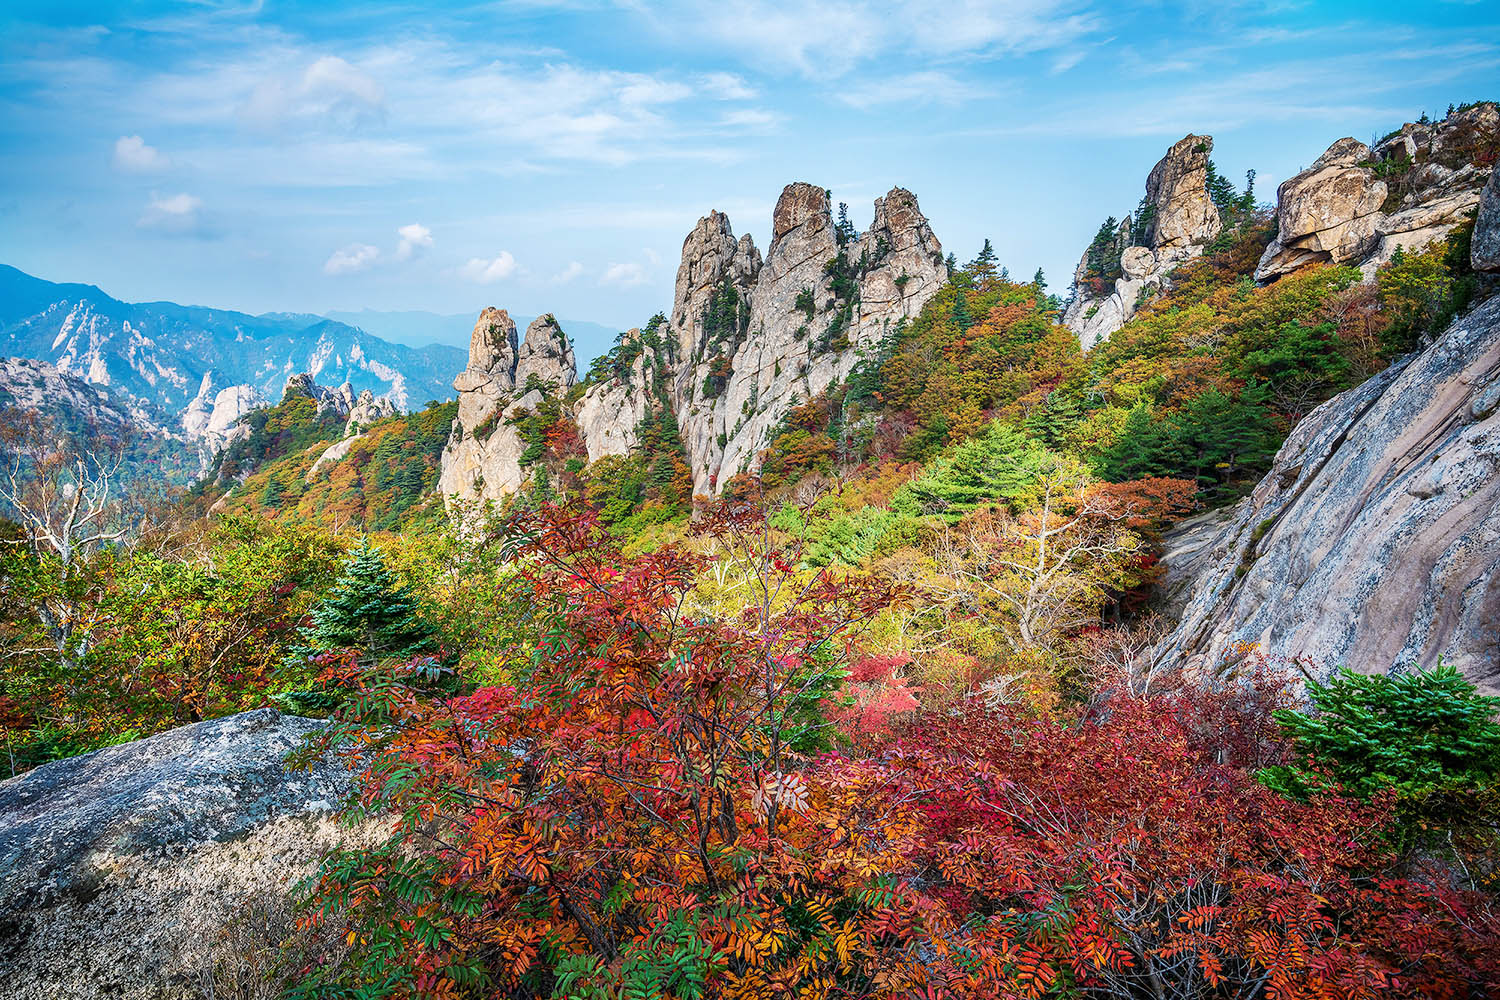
<box><xmin>243</xmin><ymin>55</ymin><xmax>385</xmax><ymax>132</ymax></box>
<box><xmin>460</xmin><ymin>251</ymin><xmax>517</xmax><ymax>283</ymax></box>
<box><xmin>114</xmin><ymin>135</ymin><xmax>169</xmax><ymax>171</ymax></box>
<box><xmin>599</xmin><ymin>260</ymin><xmax>649</xmax><ymax>288</ymax></box>
<box><xmin>324</xmin><ymin>243</ymin><xmax>381</xmax><ymax>275</ymax></box>
<box><xmin>394</xmin><ymin>222</ymin><xmax>433</xmax><ymax>260</ymax></box>
<box><xmin>137</xmin><ymin>191</ymin><xmax>203</xmax><ymax>233</ymax></box>
<box><xmin>551</xmin><ymin>260</ymin><xmax>585</xmax><ymax>284</ymax></box>
<box><xmin>839</xmin><ymin>71</ymin><xmax>997</xmax><ymax>109</ymax></box>
<box><xmin>699</xmin><ymin>72</ymin><xmax>757</xmax><ymax>100</ymax></box>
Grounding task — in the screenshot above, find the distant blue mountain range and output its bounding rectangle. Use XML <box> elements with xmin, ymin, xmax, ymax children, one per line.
<box><xmin>0</xmin><ymin>264</ymin><xmax>467</xmax><ymax>420</ymax></box>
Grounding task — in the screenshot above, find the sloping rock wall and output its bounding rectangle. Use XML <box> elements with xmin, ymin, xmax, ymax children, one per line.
<box><xmin>1154</xmin><ymin>294</ymin><xmax>1500</xmax><ymax>693</ymax></box>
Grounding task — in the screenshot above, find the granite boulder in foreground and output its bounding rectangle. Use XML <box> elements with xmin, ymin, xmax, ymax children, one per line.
<box><xmin>0</xmin><ymin>708</ymin><xmax>375</xmax><ymax>1000</ymax></box>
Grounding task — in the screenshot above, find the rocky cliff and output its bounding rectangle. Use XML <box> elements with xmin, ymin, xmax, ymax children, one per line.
<box><xmin>440</xmin><ymin>184</ymin><xmax>948</xmax><ymax>502</ymax></box>
<box><xmin>1063</xmin><ymin>134</ymin><xmax>1223</xmax><ymax>349</ymax></box>
<box><xmin>1153</xmin><ymin>292</ymin><xmax>1500</xmax><ymax>694</ymax></box>
<box><xmin>1256</xmin><ymin>104</ymin><xmax>1497</xmax><ymax>280</ymax></box>
<box><xmin>0</xmin><ymin>709</ymin><xmax>374</xmax><ymax>1000</ymax></box>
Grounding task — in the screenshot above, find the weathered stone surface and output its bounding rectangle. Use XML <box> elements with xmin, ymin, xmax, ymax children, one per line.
<box><xmin>1143</xmin><ymin>134</ymin><xmax>1223</xmax><ymax>250</ymax></box>
<box><xmin>0</xmin><ymin>709</ymin><xmax>373</xmax><ymax>999</ymax></box>
<box><xmin>1154</xmin><ymin>294</ymin><xmax>1500</xmax><ymax>694</ymax></box>
<box><xmin>1475</xmin><ymin>166</ymin><xmax>1500</xmax><ymax>272</ymax></box>
<box><xmin>515</xmin><ymin>314</ymin><xmax>577</xmax><ymax>394</ymax></box>
<box><xmin>574</xmin><ymin>329</ymin><xmax>651</xmax><ymax>462</ymax></box>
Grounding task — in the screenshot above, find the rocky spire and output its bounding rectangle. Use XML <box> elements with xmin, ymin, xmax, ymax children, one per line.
<box><xmin>438</xmin><ymin>182</ymin><xmax>950</xmax><ymax>502</ymax></box>
<box><xmin>1143</xmin><ymin>134</ymin><xmax>1223</xmax><ymax>250</ymax></box>
<box><xmin>514</xmin><ymin>314</ymin><xmax>577</xmax><ymax>393</ymax></box>
<box><xmin>1063</xmin><ymin>133</ymin><xmax>1224</xmax><ymax>349</ymax></box>
<box><xmin>669</xmin><ymin>211</ymin><xmax>761</xmax><ymax>361</ymax></box>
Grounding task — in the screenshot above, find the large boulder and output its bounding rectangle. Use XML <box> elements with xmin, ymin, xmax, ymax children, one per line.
<box><xmin>0</xmin><ymin>709</ymin><xmax>373</xmax><ymax>1000</ymax></box>
<box><xmin>1154</xmin><ymin>293</ymin><xmax>1500</xmax><ymax>693</ymax></box>
<box><xmin>1257</xmin><ymin>105</ymin><xmax>1499</xmax><ymax>281</ymax></box>
<box><xmin>1255</xmin><ymin>138</ymin><xmax>1386</xmax><ymax>279</ymax></box>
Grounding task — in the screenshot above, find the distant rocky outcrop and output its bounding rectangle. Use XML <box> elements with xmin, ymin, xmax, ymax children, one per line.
<box><xmin>1063</xmin><ymin>134</ymin><xmax>1222</xmax><ymax>349</ymax></box>
<box><xmin>0</xmin><ymin>709</ymin><xmax>373</xmax><ymax>1000</ymax></box>
<box><xmin>180</xmin><ymin>375</ymin><xmax>266</xmax><ymax>454</ymax></box>
<box><xmin>439</xmin><ymin>184</ymin><xmax>948</xmax><ymax>501</ymax></box>
<box><xmin>1256</xmin><ymin>103</ymin><xmax>1498</xmax><ymax>280</ymax></box>
<box><xmin>1154</xmin><ymin>293</ymin><xmax>1500</xmax><ymax>694</ymax></box>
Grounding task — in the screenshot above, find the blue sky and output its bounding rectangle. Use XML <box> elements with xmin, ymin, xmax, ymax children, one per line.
<box><xmin>1</xmin><ymin>1</ymin><xmax>1496</xmax><ymax>350</ymax></box>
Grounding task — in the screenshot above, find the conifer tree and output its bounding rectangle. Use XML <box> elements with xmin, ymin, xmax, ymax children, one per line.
<box><xmin>292</xmin><ymin>538</ymin><xmax>435</xmax><ymax>664</ymax></box>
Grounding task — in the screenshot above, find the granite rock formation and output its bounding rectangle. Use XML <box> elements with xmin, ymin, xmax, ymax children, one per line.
<box><xmin>1063</xmin><ymin>135</ymin><xmax>1222</xmax><ymax>349</ymax></box>
<box><xmin>439</xmin><ymin>310</ymin><xmax>580</xmax><ymax>502</ymax></box>
<box><xmin>1153</xmin><ymin>293</ymin><xmax>1500</xmax><ymax>694</ymax></box>
<box><xmin>439</xmin><ymin>184</ymin><xmax>948</xmax><ymax>502</ymax></box>
<box><xmin>1256</xmin><ymin>104</ymin><xmax>1499</xmax><ymax>280</ymax></box>
<box><xmin>0</xmin><ymin>708</ymin><xmax>374</xmax><ymax>1000</ymax></box>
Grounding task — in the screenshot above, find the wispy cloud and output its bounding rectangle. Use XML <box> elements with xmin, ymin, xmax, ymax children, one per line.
<box><xmin>459</xmin><ymin>251</ymin><xmax>518</xmax><ymax>283</ymax></box>
<box><xmin>551</xmin><ymin>260</ymin><xmax>584</xmax><ymax>284</ymax></box>
<box><xmin>324</xmin><ymin>243</ymin><xmax>380</xmax><ymax>275</ymax></box>
<box><xmin>394</xmin><ymin>222</ymin><xmax>432</xmax><ymax>260</ymax></box>
<box><xmin>137</xmin><ymin>191</ymin><xmax>206</xmax><ymax>234</ymax></box>
<box><xmin>242</xmin><ymin>54</ymin><xmax>385</xmax><ymax>133</ymax></box>
<box><xmin>838</xmin><ymin>71</ymin><xmax>998</xmax><ymax>109</ymax></box>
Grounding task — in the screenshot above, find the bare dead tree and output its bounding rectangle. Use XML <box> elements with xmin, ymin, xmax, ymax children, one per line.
<box><xmin>0</xmin><ymin>416</ymin><xmax>131</xmax><ymax>677</ymax></box>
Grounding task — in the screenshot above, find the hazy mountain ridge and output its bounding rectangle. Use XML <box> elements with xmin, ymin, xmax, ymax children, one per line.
<box><xmin>0</xmin><ymin>266</ymin><xmax>466</xmax><ymax>444</ymax></box>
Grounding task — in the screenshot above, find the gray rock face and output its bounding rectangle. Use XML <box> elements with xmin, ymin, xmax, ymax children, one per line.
<box><xmin>439</xmin><ymin>310</ymin><xmax>581</xmax><ymax>503</ymax></box>
<box><xmin>1256</xmin><ymin>104</ymin><xmax>1498</xmax><ymax>281</ymax></box>
<box><xmin>440</xmin><ymin>182</ymin><xmax>948</xmax><ymax>500</ymax></box>
<box><xmin>1143</xmin><ymin>134</ymin><xmax>1223</xmax><ymax>250</ymax></box>
<box><xmin>1155</xmin><ymin>294</ymin><xmax>1500</xmax><ymax>694</ymax></box>
<box><xmin>0</xmin><ymin>709</ymin><xmax>364</xmax><ymax>999</ymax></box>
<box><xmin>1475</xmin><ymin>166</ymin><xmax>1500</xmax><ymax>272</ymax></box>
<box><xmin>1063</xmin><ymin>135</ymin><xmax>1220</xmax><ymax>349</ymax></box>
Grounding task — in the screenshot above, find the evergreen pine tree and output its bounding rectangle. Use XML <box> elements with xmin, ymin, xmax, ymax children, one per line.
<box><xmin>969</xmin><ymin>239</ymin><xmax>998</xmax><ymax>282</ymax></box>
<box><xmin>292</xmin><ymin>538</ymin><xmax>435</xmax><ymax>664</ymax></box>
<box><xmin>1032</xmin><ymin>267</ymin><xmax>1047</xmax><ymax>291</ymax></box>
<box><xmin>951</xmin><ymin>288</ymin><xmax>973</xmax><ymax>331</ymax></box>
